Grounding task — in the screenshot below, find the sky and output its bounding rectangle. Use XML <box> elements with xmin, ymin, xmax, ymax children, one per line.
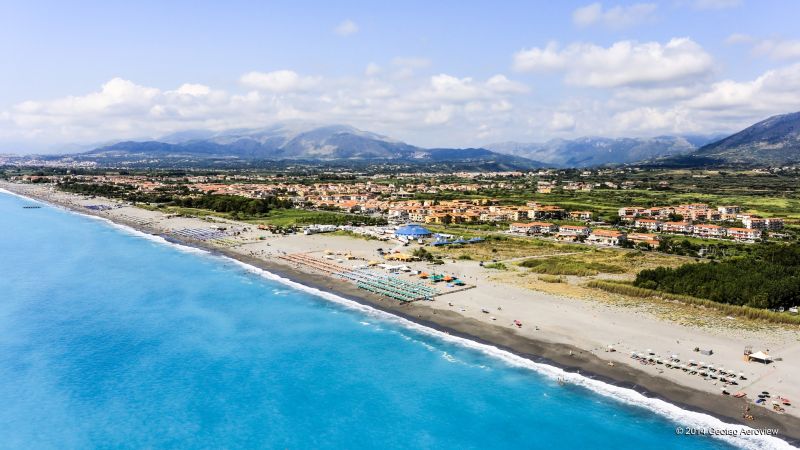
<box><xmin>1</xmin><ymin>0</ymin><xmax>800</xmax><ymax>153</ymax></box>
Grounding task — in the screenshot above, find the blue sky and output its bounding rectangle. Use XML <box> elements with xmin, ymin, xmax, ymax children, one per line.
<box><xmin>1</xmin><ymin>0</ymin><xmax>799</xmax><ymax>152</ymax></box>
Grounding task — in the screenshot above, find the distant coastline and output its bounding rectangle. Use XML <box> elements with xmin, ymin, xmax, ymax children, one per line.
<box><xmin>3</xmin><ymin>182</ymin><xmax>799</xmax><ymax>447</ymax></box>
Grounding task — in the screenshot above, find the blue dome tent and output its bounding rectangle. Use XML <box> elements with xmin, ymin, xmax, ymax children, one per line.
<box><xmin>395</xmin><ymin>224</ymin><xmax>433</xmax><ymax>238</ymax></box>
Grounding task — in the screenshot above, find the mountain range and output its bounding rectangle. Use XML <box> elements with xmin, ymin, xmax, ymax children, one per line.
<box><xmin>484</xmin><ymin>135</ymin><xmax>722</xmax><ymax>168</ymax></box>
<box><xmin>83</xmin><ymin>124</ymin><xmax>543</xmax><ymax>170</ymax></box>
<box><xmin>654</xmin><ymin>111</ymin><xmax>800</xmax><ymax>167</ymax></box>
<box><xmin>69</xmin><ymin>110</ymin><xmax>800</xmax><ymax>168</ymax></box>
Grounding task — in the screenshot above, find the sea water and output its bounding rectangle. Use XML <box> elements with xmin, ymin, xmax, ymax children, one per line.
<box><xmin>0</xmin><ymin>191</ymin><xmax>786</xmax><ymax>449</ymax></box>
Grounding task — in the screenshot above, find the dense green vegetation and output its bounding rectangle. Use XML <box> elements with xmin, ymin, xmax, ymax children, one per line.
<box><xmin>249</xmin><ymin>209</ymin><xmax>387</xmax><ymax>226</ymax></box>
<box><xmin>172</xmin><ymin>194</ymin><xmax>290</xmax><ymax>215</ymax></box>
<box><xmin>634</xmin><ymin>244</ymin><xmax>800</xmax><ymax>309</ymax></box>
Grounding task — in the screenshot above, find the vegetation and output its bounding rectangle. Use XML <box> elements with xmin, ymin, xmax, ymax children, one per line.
<box><xmin>429</xmin><ymin>233</ymin><xmax>586</xmax><ymax>261</ymax></box>
<box><xmin>246</xmin><ymin>209</ymin><xmax>387</xmax><ymax>226</ymax></box>
<box><xmin>538</xmin><ymin>274</ymin><xmax>565</xmax><ymax>283</ymax></box>
<box><xmin>634</xmin><ymin>244</ymin><xmax>800</xmax><ymax>309</ymax></box>
<box><xmin>588</xmin><ymin>280</ymin><xmax>800</xmax><ymax>325</ymax></box>
<box><xmin>520</xmin><ymin>256</ymin><xmax>625</xmax><ymax>276</ymax></box>
<box><xmin>173</xmin><ymin>194</ymin><xmax>290</xmax><ymax>216</ymax></box>
<box><xmin>484</xmin><ymin>262</ymin><xmax>508</xmax><ymax>270</ymax></box>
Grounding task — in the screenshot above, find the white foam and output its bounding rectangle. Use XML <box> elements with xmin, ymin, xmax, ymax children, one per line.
<box><xmin>4</xmin><ymin>188</ymin><xmax>792</xmax><ymax>450</ymax></box>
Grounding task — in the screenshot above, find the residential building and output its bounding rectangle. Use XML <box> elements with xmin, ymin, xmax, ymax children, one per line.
<box><xmin>727</xmin><ymin>228</ymin><xmax>762</xmax><ymax>242</ymax></box>
<box><xmin>662</xmin><ymin>221</ymin><xmax>693</xmax><ymax>234</ymax></box>
<box><xmin>569</xmin><ymin>211</ymin><xmax>593</xmax><ymax>221</ymax></box>
<box><xmin>634</xmin><ymin>218</ymin><xmax>662</xmax><ymax>231</ymax></box>
<box><xmin>693</xmin><ymin>224</ymin><xmax>726</xmax><ymax>239</ymax></box>
<box><xmin>509</xmin><ymin>222</ymin><xmax>557</xmax><ymax>234</ymax></box>
<box><xmin>587</xmin><ymin>229</ymin><xmax>627</xmax><ymax>246</ymax></box>
<box><xmin>558</xmin><ymin>225</ymin><xmax>590</xmax><ymax>236</ymax></box>
<box><xmin>627</xmin><ymin>233</ymin><xmax>660</xmax><ymax>248</ymax></box>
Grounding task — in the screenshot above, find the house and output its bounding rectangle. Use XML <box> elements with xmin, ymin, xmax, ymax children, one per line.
<box><xmin>509</xmin><ymin>222</ymin><xmax>557</xmax><ymax>234</ymax></box>
<box><xmin>634</xmin><ymin>218</ymin><xmax>662</xmax><ymax>231</ymax></box>
<box><xmin>741</xmin><ymin>215</ymin><xmax>767</xmax><ymax>229</ymax></box>
<box><xmin>727</xmin><ymin>227</ymin><xmax>762</xmax><ymax>242</ymax></box>
<box><xmin>662</xmin><ymin>221</ymin><xmax>693</xmax><ymax>234</ymax></box>
<box><xmin>529</xmin><ymin>205</ymin><xmax>566</xmax><ymax>220</ymax></box>
<box><xmin>627</xmin><ymin>233</ymin><xmax>660</xmax><ymax>248</ymax></box>
<box><xmin>693</xmin><ymin>224</ymin><xmax>726</xmax><ymax>239</ymax></box>
<box><xmin>717</xmin><ymin>205</ymin><xmax>741</xmax><ymax>215</ymax></box>
<box><xmin>617</xmin><ymin>207</ymin><xmax>644</xmax><ymax>218</ymax></box>
<box><xmin>766</xmin><ymin>218</ymin><xmax>785</xmax><ymax>230</ymax></box>
<box><xmin>586</xmin><ymin>229</ymin><xmax>626</xmax><ymax>246</ymax></box>
<box><xmin>558</xmin><ymin>225</ymin><xmax>590</xmax><ymax>236</ymax></box>
<box><xmin>569</xmin><ymin>211</ymin><xmax>593</xmax><ymax>221</ymax></box>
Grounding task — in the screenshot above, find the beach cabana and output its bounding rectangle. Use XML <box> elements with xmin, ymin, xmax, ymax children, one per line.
<box><xmin>748</xmin><ymin>351</ymin><xmax>773</xmax><ymax>364</ymax></box>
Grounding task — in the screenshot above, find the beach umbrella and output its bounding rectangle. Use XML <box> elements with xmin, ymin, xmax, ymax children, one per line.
<box><xmin>739</xmin><ymin>372</ymin><xmax>745</xmax><ymax>379</ymax></box>
<box><xmin>699</xmin><ymin>361</ymin><xmax>706</xmax><ymax>368</ymax></box>
<box><xmin>689</xmin><ymin>359</ymin><xmax>695</xmax><ymax>366</ymax></box>
<box><xmin>647</xmin><ymin>349</ymin><xmax>654</xmax><ymax>355</ymax></box>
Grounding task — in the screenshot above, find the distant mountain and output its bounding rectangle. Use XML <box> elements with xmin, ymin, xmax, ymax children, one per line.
<box><xmin>657</xmin><ymin>112</ymin><xmax>800</xmax><ymax>167</ymax></box>
<box><xmin>486</xmin><ymin>135</ymin><xmax>720</xmax><ymax>168</ymax></box>
<box><xmin>82</xmin><ymin>124</ymin><xmax>544</xmax><ymax>169</ymax></box>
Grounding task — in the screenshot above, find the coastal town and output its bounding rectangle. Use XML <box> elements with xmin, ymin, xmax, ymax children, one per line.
<box><xmin>11</xmin><ymin>170</ymin><xmax>793</xmax><ymax>249</ymax></box>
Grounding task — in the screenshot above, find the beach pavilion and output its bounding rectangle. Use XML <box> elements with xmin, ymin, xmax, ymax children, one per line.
<box><xmin>748</xmin><ymin>351</ymin><xmax>773</xmax><ymax>364</ymax></box>
<box><xmin>395</xmin><ymin>224</ymin><xmax>433</xmax><ymax>239</ymax></box>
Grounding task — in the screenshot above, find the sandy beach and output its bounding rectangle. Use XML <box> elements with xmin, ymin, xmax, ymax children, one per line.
<box><xmin>4</xmin><ymin>181</ymin><xmax>800</xmax><ymax>445</ymax></box>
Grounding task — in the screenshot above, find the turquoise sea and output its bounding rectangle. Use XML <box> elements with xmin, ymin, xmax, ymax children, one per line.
<box><xmin>0</xmin><ymin>191</ymin><xmax>785</xmax><ymax>449</ymax></box>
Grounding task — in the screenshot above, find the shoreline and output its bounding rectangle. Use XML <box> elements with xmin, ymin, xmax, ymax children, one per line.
<box><xmin>4</xmin><ymin>184</ymin><xmax>799</xmax><ymax>447</ymax></box>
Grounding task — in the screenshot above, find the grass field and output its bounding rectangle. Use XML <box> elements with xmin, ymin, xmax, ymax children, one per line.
<box><xmin>517</xmin><ymin>249</ymin><xmax>691</xmax><ymax>277</ymax></box>
<box><xmin>138</xmin><ymin>205</ymin><xmax>376</xmax><ymax>227</ymax></box>
<box><xmin>429</xmin><ymin>234</ymin><xmax>587</xmax><ymax>261</ymax></box>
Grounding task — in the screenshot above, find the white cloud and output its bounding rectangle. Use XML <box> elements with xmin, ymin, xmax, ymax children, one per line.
<box><xmin>687</xmin><ymin>63</ymin><xmax>800</xmax><ymax>112</ymax></box>
<box><xmin>424</xmin><ymin>105</ymin><xmax>455</xmax><ymax>125</ymax></box>
<box><xmin>727</xmin><ymin>34</ymin><xmax>800</xmax><ymax>61</ymax></box>
<box><xmin>752</xmin><ymin>38</ymin><xmax>800</xmax><ymax>61</ymax></box>
<box><xmin>240</xmin><ymin>70</ymin><xmax>320</xmax><ymax>92</ymax></box>
<box><xmin>486</xmin><ymin>74</ymin><xmax>530</xmax><ymax>93</ymax></box>
<box><xmin>2</xmin><ymin>70</ymin><xmax>529</xmax><ymax>149</ymax></box>
<box><xmin>572</xmin><ymin>2</ymin><xmax>657</xmax><ymax>29</ymax></box>
<box><xmin>514</xmin><ymin>38</ymin><xmax>713</xmax><ymax>88</ymax></box>
<box><xmin>724</xmin><ymin>33</ymin><xmax>753</xmax><ymax>45</ymax></box>
<box><xmin>549</xmin><ymin>112</ymin><xmax>576</xmax><ymax>131</ymax></box>
<box><xmin>170</xmin><ymin>83</ymin><xmax>212</xmax><ymax>97</ymax></box>
<box><xmin>334</xmin><ymin>19</ymin><xmax>359</xmax><ymax>36</ymax></box>
<box><xmin>365</xmin><ymin>63</ymin><xmax>382</xmax><ymax>76</ymax></box>
<box><xmin>687</xmin><ymin>0</ymin><xmax>741</xmax><ymax>9</ymax></box>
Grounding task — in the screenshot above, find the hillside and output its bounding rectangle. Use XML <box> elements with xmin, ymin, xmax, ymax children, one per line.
<box><xmin>486</xmin><ymin>135</ymin><xmax>717</xmax><ymax>168</ymax></box>
<box><xmin>81</xmin><ymin>124</ymin><xmax>544</xmax><ymax>169</ymax></box>
<box><xmin>657</xmin><ymin>111</ymin><xmax>800</xmax><ymax>167</ymax></box>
